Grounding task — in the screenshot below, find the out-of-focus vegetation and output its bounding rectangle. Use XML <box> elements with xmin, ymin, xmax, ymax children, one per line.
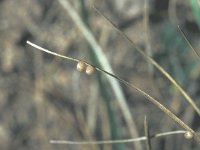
<box><xmin>0</xmin><ymin>0</ymin><xmax>200</xmax><ymax>149</ymax></box>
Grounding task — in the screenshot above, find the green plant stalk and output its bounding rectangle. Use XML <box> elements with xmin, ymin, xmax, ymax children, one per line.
<box><xmin>98</xmin><ymin>74</ymin><xmax>125</xmax><ymax>150</ymax></box>
<box><xmin>56</xmin><ymin>2</ymin><xmax>142</xmax><ymax>150</ymax></box>
<box><xmin>79</xmin><ymin>1</ymin><xmax>125</xmax><ymax>150</ymax></box>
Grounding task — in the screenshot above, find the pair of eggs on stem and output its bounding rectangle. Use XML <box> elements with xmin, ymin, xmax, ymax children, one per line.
<box><xmin>77</xmin><ymin>61</ymin><xmax>95</xmax><ymax>75</ymax></box>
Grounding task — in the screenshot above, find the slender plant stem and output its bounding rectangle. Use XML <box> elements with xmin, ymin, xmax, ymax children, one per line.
<box><xmin>26</xmin><ymin>41</ymin><xmax>200</xmax><ymax>143</ymax></box>
<box><xmin>50</xmin><ymin>130</ymin><xmax>189</xmax><ymax>145</ymax></box>
<box><xmin>79</xmin><ymin>1</ymin><xmax>125</xmax><ymax>149</ymax></box>
<box><xmin>178</xmin><ymin>25</ymin><xmax>200</xmax><ymax>60</ymax></box>
<box><xmin>144</xmin><ymin>116</ymin><xmax>152</xmax><ymax>150</ymax></box>
<box><xmin>92</xmin><ymin>6</ymin><xmax>200</xmax><ymax>116</ymax></box>
<box><xmin>57</xmin><ymin>1</ymin><xmax>142</xmax><ymax>150</ymax></box>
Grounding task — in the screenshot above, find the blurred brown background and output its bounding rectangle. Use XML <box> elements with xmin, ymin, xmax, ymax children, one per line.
<box><xmin>0</xmin><ymin>0</ymin><xmax>200</xmax><ymax>149</ymax></box>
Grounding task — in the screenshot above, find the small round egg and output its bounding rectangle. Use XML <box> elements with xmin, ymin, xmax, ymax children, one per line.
<box><xmin>184</xmin><ymin>131</ymin><xmax>193</xmax><ymax>139</ymax></box>
<box><xmin>77</xmin><ymin>61</ymin><xmax>85</xmax><ymax>72</ymax></box>
<box><xmin>86</xmin><ymin>65</ymin><xmax>95</xmax><ymax>75</ymax></box>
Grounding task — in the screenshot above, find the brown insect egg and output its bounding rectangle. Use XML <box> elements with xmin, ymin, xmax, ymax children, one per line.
<box><xmin>184</xmin><ymin>131</ymin><xmax>193</xmax><ymax>139</ymax></box>
<box><xmin>77</xmin><ymin>61</ymin><xmax>85</xmax><ymax>72</ymax></box>
<box><xmin>86</xmin><ymin>65</ymin><xmax>95</xmax><ymax>75</ymax></box>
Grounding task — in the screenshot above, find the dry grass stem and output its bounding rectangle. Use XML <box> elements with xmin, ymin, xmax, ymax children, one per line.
<box><xmin>26</xmin><ymin>41</ymin><xmax>200</xmax><ymax>143</ymax></box>
<box><xmin>144</xmin><ymin>116</ymin><xmax>151</xmax><ymax>150</ymax></box>
<box><xmin>49</xmin><ymin>130</ymin><xmax>189</xmax><ymax>145</ymax></box>
<box><xmin>178</xmin><ymin>25</ymin><xmax>200</xmax><ymax>60</ymax></box>
<box><xmin>92</xmin><ymin>5</ymin><xmax>200</xmax><ymax>116</ymax></box>
<box><xmin>143</xmin><ymin>0</ymin><xmax>153</xmax><ymax>75</ymax></box>
<box><xmin>169</xmin><ymin>0</ymin><xmax>178</xmax><ymax>25</ymax></box>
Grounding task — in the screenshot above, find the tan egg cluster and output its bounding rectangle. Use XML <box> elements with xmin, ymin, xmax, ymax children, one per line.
<box><xmin>77</xmin><ymin>61</ymin><xmax>95</xmax><ymax>75</ymax></box>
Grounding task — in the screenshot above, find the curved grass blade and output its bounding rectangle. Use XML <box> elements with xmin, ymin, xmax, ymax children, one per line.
<box><xmin>26</xmin><ymin>41</ymin><xmax>200</xmax><ymax>143</ymax></box>
<box><xmin>178</xmin><ymin>25</ymin><xmax>200</xmax><ymax>60</ymax></box>
<box><xmin>92</xmin><ymin>6</ymin><xmax>200</xmax><ymax>116</ymax></box>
